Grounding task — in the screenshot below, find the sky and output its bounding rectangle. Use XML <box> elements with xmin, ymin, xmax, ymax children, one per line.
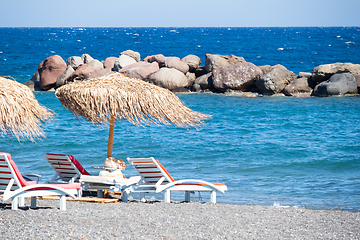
<box><xmin>1</xmin><ymin>0</ymin><xmax>359</xmax><ymax>27</ymax></box>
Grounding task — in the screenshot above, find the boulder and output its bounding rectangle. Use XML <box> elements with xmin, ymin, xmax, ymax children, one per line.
<box><xmin>119</xmin><ymin>61</ymin><xmax>159</xmax><ymax>80</ymax></box>
<box><xmin>30</xmin><ymin>72</ymin><xmax>40</xmax><ymax>82</ymax></box>
<box><xmin>212</xmin><ymin>62</ymin><xmax>262</xmax><ymax>92</ymax></box>
<box><xmin>193</xmin><ymin>72</ymin><xmax>214</xmax><ymax>91</ymax></box>
<box><xmin>298</xmin><ymin>72</ymin><xmax>312</xmax><ymax>78</ymax></box>
<box><xmin>143</xmin><ymin>54</ymin><xmax>166</xmax><ymax>67</ymax></box>
<box><xmin>312</xmin><ymin>62</ymin><xmax>360</xmax><ymax>83</ymax></box>
<box><xmin>255</xmin><ymin>65</ymin><xmax>297</xmax><ymax>95</ymax></box>
<box><xmin>38</xmin><ymin>55</ymin><xmax>67</xmax><ymax>90</ymax></box>
<box><xmin>56</xmin><ymin>65</ymin><xmax>74</xmax><ymax>88</ymax></box>
<box><xmin>120</xmin><ymin>50</ymin><xmax>140</xmax><ymax>62</ymax></box>
<box><xmin>205</xmin><ymin>54</ymin><xmax>245</xmax><ymax>72</ymax></box>
<box><xmin>81</xmin><ymin>53</ymin><xmax>94</xmax><ymax>64</ymax></box>
<box><xmin>65</xmin><ymin>64</ymin><xmax>96</xmax><ymax>82</ymax></box>
<box><xmin>23</xmin><ymin>80</ymin><xmax>41</xmax><ymax>91</ymax></box>
<box><xmin>258</xmin><ymin>65</ymin><xmax>272</xmax><ymax>75</ymax></box>
<box><xmin>353</xmin><ymin>71</ymin><xmax>360</xmax><ymax>92</ymax></box>
<box><xmin>113</xmin><ymin>55</ymin><xmax>137</xmax><ymax>71</ymax></box>
<box><xmin>312</xmin><ymin>73</ymin><xmax>358</xmax><ymax>97</ymax></box>
<box><xmin>195</xmin><ymin>66</ymin><xmax>208</xmax><ymax>78</ymax></box>
<box><xmin>87</xmin><ymin>59</ymin><xmax>104</xmax><ymax>69</ymax></box>
<box><xmin>186</xmin><ymin>72</ymin><xmax>196</xmax><ymax>86</ymax></box>
<box><xmin>181</xmin><ymin>55</ymin><xmax>201</xmax><ymax>72</ymax></box>
<box><xmin>164</xmin><ymin>57</ymin><xmax>189</xmax><ymax>74</ymax></box>
<box><xmin>283</xmin><ymin>77</ymin><xmax>313</xmax><ymax>97</ymax></box>
<box><xmin>149</xmin><ymin>68</ymin><xmax>189</xmax><ymax>90</ymax></box>
<box><xmin>103</xmin><ymin>57</ymin><xmax>118</xmax><ymax>69</ymax></box>
<box><xmin>84</xmin><ymin>68</ymin><xmax>112</xmax><ymax>80</ymax></box>
<box><xmin>66</xmin><ymin>56</ymin><xmax>83</xmax><ymax>70</ymax></box>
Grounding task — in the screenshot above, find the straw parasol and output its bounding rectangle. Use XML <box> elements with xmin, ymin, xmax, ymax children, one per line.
<box><xmin>55</xmin><ymin>72</ymin><xmax>209</xmax><ymax>159</ymax></box>
<box><xmin>0</xmin><ymin>77</ymin><xmax>53</xmax><ymax>142</ymax></box>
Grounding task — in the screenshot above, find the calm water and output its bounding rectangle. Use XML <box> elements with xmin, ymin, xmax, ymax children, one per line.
<box><xmin>0</xmin><ymin>27</ymin><xmax>359</xmax><ymax>211</ymax></box>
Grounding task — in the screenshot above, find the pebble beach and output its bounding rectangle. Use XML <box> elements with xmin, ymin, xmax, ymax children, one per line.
<box><xmin>1</xmin><ymin>198</ymin><xmax>359</xmax><ymax>239</ymax></box>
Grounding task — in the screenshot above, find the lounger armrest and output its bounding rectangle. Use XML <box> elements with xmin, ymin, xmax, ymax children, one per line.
<box><xmin>155</xmin><ymin>179</ymin><xmax>226</xmax><ymax>194</ymax></box>
<box><xmin>22</xmin><ymin>173</ymin><xmax>41</xmax><ymax>182</ymax></box>
<box><xmin>2</xmin><ymin>183</ymin><xmax>77</xmax><ymax>201</ymax></box>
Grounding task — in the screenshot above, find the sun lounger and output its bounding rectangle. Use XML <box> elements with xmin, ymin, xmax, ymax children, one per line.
<box><xmin>0</xmin><ymin>152</ymin><xmax>81</xmax><ymax>210</ymax></box>
<box><xmin>122</xmin><ymin>157</ymin><xmax>227</xmax><ymax>203</ymax></box>
<box><xmin>44</xmin><ymin>153</ymin><xmax>91</xmax><ymax>183</ymax></box>
<box><xmin>44</xmin><ymin>153</ymin><xmax>140</xmax><ymax>197</ymax></box>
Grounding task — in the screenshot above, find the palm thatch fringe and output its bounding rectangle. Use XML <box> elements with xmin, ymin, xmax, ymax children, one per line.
<box><xmin>55</xmin><ymin>72</ymin><xmax>209</xmax><ymax>127</ymax></box>
<box><xmin>0</xmin><ymin>77</ymin><xmax>54</xmax><ymax>141</ymax></box>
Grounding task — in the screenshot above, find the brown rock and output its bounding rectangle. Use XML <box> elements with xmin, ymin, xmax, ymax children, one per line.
<box><xmin>65</xmin><ymin>64</ymin><xmax>96</xmax><ymax>82</ymax></box>
<box><xmin>212</xmin><ymin>62</ymin><xmax>262</xmax><ymax>92</ymax></box>
<box><xmin>181</xmin><ymin>55</ymin><xmax>201</xmax><ymax>72</ymax></box>
<box><xmin>164</xmin><ymin>57</ymin><xmax>189</xmax><ymax>74</ymax></box>
<box><xmin>143</xmin><ymin>54</ymin><xmax>166</xmax><ymax>67</ymax></box>
<box><xmin>66</xmin><ymin>56</ymin><xmax>83</xmax><ymax>70</ymax></box>
<box><xmin>103</xmin><ymin>57</ymin><xmax>118</xmax><ymax>69</ymax></box>
<box><xmin>119</xmin><ymin>61</ymin><xmax>159</xmax><ymax>80</ymax></box>
<box><xmin>38</xmin><ymin>55</ymin><xmax>67</xmax><ymax>90</ymax></box>
<box><xmin>312</xmin><ymin>62</ymin><xmax>360</xmax><ymax>83</ymax></box>
<box><xmin>149</xmin><ymin>68</ymin><xmax>189</xmax><ymax>90</ymax></box>
<box><xmin>283</xmin><ymin>77</ymin><xmax>312</xmax><ymax>96</ymax></box>
<box><xmin>120</xmin><ymin>50</ymin><xmax>141</xmax><ymax>62</ymax></box>
<box><xmin>205</xmin><ymin>54</ymin><xmax>245</xmax><ymax>72</ymax></box>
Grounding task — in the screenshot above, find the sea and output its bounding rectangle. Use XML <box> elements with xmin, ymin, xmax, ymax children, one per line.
<box><xmin>0</xmin><ymin>27</ymin><xmax>359</xmax><ymax>211</ymax></box>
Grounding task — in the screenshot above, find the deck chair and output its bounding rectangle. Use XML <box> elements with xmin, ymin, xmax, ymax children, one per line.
<box><xmin>44</xmin><ymin>153</ymin><xmax>91</xmax><ymax>183</ymax></box>
<box><xmin>45</xmin><ymin>153</ymin><xmax>140</xmax><ymax>198</ymax></box>
<box><xmin>0</xmin><ymin>152</ymin><xmax>81</xmax><ymax>210</ymax></box>
<box><xmin>122</xmin><ymin>157</ymin><xmax>227</xmax><ymax>203</ymax></box>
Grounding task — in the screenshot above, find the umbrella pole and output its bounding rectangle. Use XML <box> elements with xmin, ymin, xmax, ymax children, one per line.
<box><xmin>107</xmin><ymin>113</ymin><xmax>115</xmax><ymax>158</ymax></box>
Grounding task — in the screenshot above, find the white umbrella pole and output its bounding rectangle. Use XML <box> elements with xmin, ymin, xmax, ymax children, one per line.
<box><xmin>107</xmin><ymin>114</ymin><xmax>115</xmax><ymax>158</ymax></box>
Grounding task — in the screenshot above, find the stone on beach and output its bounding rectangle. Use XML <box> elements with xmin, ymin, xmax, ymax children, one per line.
<box><xmin>87</xmin><ymin>59</ymin><xmax>104</xmax><ymax>69</ymax></box>
<box><xmin>102</xmin><ymin>57</ymin><xmax>118</xmax><ymax>69</ymax></box>
<box><xmin>256</xmin><ymin>65</ymin><xmax>297</xmax><ymax>95</ymax></box>
<box><xmin>312</xmin><ymin>73</ymin><xmax>358</xmax><ymax>97</ymax></box>
<box><xmin>66</xmin><ymin>56</ymin><xmax>83</xmax><ymax>70</ymax></box>
<box><xmin>65</xmin><ymin>64</ymin><xmax>98</xmax><ymax>82</ymax></box>
<box><xmin>205</xmin><ymin>54</ymin><xmax>245</xmax><ymax>72</ymax></box>
<box><xmin>212</xmin><ymin>62</ymin><xmax>262</xmax><ymax>92</ymax></box>
<box><xmin>38</xmin><ymin>55</ymin><xmax>67</xmax><ymax>90</ymax></box>
<box><xmin>312</xmin><ymin>62</ymin><xmax>360</xmax><ymax>83</ymax></box>
<box><xmin>119</xmin><ymin>61</ymin><xmax>159</xmax><ymax>80</ymax></box>
<box><xmin>120</xmin><ymin>50</ymin><xmax>141</xmax><ymax>62</ymax></box>
<box><xmin>283</xmin><ymin>77</ymin><xmax>313</xmax><ymax>97</ymax></box>
<box><xmin>113</xmin><ymin>54</ymin><xmax>137</xmax><ymax>71</ymax></box>
<box><xmin>164</xmin><ymin>57</ymin><xmax>189</xmax><ymax>74</ymax></box>
<box><xmin>81</xmin><ymin>53</ymin><xmax>94</xmax><ymax>64</ymax></box>
<box><xmin>181</xmin><ymin>54</ymin><xmax>201</xmax><ymax>71</ymax></box>
<box><xmin>149</xmin><ymin>67</ymin><xmax>189</xmax><ymax>90</ymax></box>
<box><xmin>143</xmin><ymin>54</ymin><xmax>166</xmax><ymax>67</ymax></box>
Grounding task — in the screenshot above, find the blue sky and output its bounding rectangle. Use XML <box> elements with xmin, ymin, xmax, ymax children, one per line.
<box><xmin>1</xmin><ymin>0</ymin><xmax>359</xmax><ymax>27</ymax></box>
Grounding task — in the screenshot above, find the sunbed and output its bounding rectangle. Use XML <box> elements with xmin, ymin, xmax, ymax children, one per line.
<box><xmin>0</xmin><ymin>152</ymin><xmax>81</xmax><ymax>210</ymax></box>
<box><xmin>122</xmin><ymin>157</ymin><xmax>227</xmax><ymax>203</ymax></box>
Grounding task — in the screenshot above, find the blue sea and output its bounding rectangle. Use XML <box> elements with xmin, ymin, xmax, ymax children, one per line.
<box><xmin>0</xmin><ymin>27</ymin><xmax>359</xmax><ymax>211</ymax></box>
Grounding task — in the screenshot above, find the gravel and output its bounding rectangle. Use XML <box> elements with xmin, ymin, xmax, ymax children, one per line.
<box><xmin>0</xmin><ymin>198</ymin><xmax>359</xmax><ymax>239</ymax></box>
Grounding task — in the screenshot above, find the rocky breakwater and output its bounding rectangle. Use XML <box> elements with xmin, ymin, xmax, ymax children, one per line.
<box><xmin>24</xmin><ymin>51</ymin><xmax>360</xmax><ymax>97</ymax></box>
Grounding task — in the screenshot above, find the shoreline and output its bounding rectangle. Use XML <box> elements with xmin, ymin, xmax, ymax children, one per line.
<box><xmin>1</xmin><ymin>198</ymin><xmax>359</xmax><ymax>239</ymax></box>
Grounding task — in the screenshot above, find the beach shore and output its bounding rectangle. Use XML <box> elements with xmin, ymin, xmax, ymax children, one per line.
<box><xmin>0</xmin><ymin>198</ymin><xmax>359</xmax><ymax>239</ymax></box>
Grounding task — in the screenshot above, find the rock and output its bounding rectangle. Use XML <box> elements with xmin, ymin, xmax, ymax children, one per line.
<box><xmin>149</xmin><ymin>68</ymin><xmax>189</xmax><ymax>90</ymax></box>
<box><xmin>56</xmin><ymin>65</ymin><xmax>74</xmax><ymax>88</ymax></box>
<box><xmin>186</xmin><ymin>72</ymin><xmax>196</xmax><ymax>86</ymax></box>
<box><xmin>143</xmin><ymin>54</ymin><xmax>166</xmax><ymax>67</ymax></box>
<box><xmin>87</xmin><ymin>59</ymin><xmax>104</xmax><ymax>69</ymax></box>
<box><xmin>212</xmin><ymin>62</ymin><xmax>262</xmax><ymax>92</ymax></box>
<box><xmin>164</xmin><ymin>57</ymin><xmax>189</xmax><ymax>74</ymax></box>
<box><xmin>81</xmin><ymin>54</ymin><xmax>94</xmax><ymax>64</ymax></box>
<box><xmin>193</xmin><ymin>72</ymin><xmax>214</xmax><ymax>92</ymax></box>
<box><xmin>194</xmin><ymin>66</ymin><xmax>208</xmax><ymax>78</ymax></box>
<box><xmin>312</xmin><ymin>73</ymin><xmax>358</xmax><ymax>97</ymax></box>
<box><xmin>120</xmin><ymin>50</ymin><xmax>140</xmax><ymax>62</ymax></box>
<box><xmin>23</xmin><ymin>81</ymin><xmax>41</xmax><ymax>91</ymax></box>
<box><xmin>38</xmin><ymin>55</ymin><xmax>67</xmax><ymax>90</ymax></box>
<box><xmin>353</xmin><ymin>71</ymin><xmax>360</xmax><ymax>92</ymax></box>
<box><xmin>205</xmin><ymin>54</ymin><xmax>245</xmax><ymax>72</ymax></box>
<box><xmin>65</xmin><ymin>64</ymin><xmax>96</xmax><ymax>82</ymax></box>
<box><xmin>258</xmin><ymin>65</ymin><xmax>272</xmax><ymax>75</ymax></box>
<box><xmin>84</xmin><ymin>68</ymin><xmax>111</xmax><ymax>80</ymax></box>
<box><xmin>103</xmin><ymin>57</ymin><xmax>118</xmax><ymax>69</ymax></box>
<box><xmin>113</xmin><ymin>55</ymin><xmax>137</xmax><ymax>71</ymax></box>
<box><xmin>299</xmin><ymin>72</ymin><xmax>312</xmax><ymax>78</ymax></box>
<box><xmin>255</xmin><ymin>65</ymin><xmax>297</xmax><ymax>95</ymax></box>
<box><xmin>283</xmin><ymin>77</ymin><xmax>312</xmax><ymax>96</ymax></box>
<box><xmin>30</xmin><ymin>72</ymin><xmax>40</xmax><ymax>82</ymax></box>
<box><xmin>119</xmin><ymin>61</ymin><xmax>159</xmax><ymax>80</ymax></box>
<box><xmin>181</xmin><ymin>55</ymin><xmax>201</xmax><ymax>72</ymax></box>
<box><xmin>67</xmin><ymin>56</ymin><xmax>83</xmax><ymax>70</ymax></box>
<box><xmin>312</xmin><ymin>62</ymin><xmax>360</xmax><ymax>83</ymax></box>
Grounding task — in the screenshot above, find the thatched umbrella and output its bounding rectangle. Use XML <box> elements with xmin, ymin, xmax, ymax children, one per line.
<box><xmin>0</xmin><ymin>77</ymin><xmax>53</xmax><ymax>142</ymax></box>
<box><xmin>55</xmin><ymin>72</ymin><xmax>209</xmax><ymax>159</ymax></box>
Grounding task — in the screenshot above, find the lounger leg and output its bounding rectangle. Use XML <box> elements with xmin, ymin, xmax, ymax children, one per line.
<box><xmin>210</xmin><ymin>191</ymin><xmax>216</xmax><ymax>204</ymax></box>
<box><xmin>185</xmin><ymin>191</ymin><xmax>191</xmax><ymax>202</ymax></box>
<box><xmin>11</xmin><ymin>197</ymin><xmax>18</xmax><ymax>210</ymax></box>
<box><xmin>121</xmin><ymin>191</ymin><xmax>128</xmax><ymax>202</ymax></box>
<box><xmin>30</xmin><ymin>196</ymin><xmax>37</xmax><ymax>209</ymax></box>
<box><xmin>164</xmin><ymin>190</ymin><xmax>171</xmax><ymax>203</ymax></box>
<box><xmin>97</xmin><ymin>190</ymin><xmax>104</xmax><ymax>198</ymax></box>
<box><xmin>60</xmin><ymin>195</ymin><xmax>66</xmax><ymax>211</ymax></box>
<box><xmin>18</xmin><ymin>197</ymin><xmax>25</xmax><ymax>207</ymax></box>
